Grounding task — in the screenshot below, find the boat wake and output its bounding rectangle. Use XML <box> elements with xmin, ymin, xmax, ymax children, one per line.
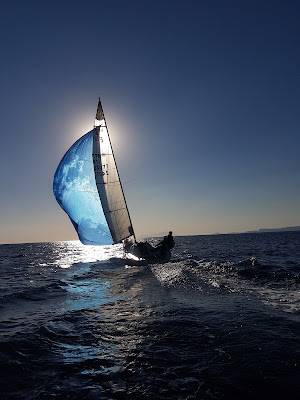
<box><xmin>151</xmin><ymin>256</ymin><xmax>300</xmax><ymax>313</ymax></box>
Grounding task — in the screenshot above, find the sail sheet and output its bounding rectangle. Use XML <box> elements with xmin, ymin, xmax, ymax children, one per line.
<box><xmin>53</xmin><ymin>130</ymin><xmax>113</xmax><ymax>245</ymax></box>
<box><xmin>93</xmin><ymin>101</ymin><xmax>134</xmax><ymax>243</ymax></box>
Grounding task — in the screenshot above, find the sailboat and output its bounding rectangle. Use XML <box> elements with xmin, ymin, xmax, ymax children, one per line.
<box><xmin>53</xmin><ymin>98</ymin><xmax>173</xmax><ymax>261</ymax></box>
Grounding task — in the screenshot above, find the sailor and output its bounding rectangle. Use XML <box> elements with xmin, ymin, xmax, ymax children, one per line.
<box><xmin>156</xmin><ymin>231</ymin><xmax>175</xmax><ymax>257</ymax></box>
<box><xmin>166</xmin><ymin>231</ymin><xmax>175</xmax><ymax>249</ymax></box>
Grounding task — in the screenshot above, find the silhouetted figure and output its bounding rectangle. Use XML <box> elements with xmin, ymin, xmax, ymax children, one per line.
<box><xmin>156</xmin><ymin>231</ymin><xmax>175</xmax><ymax>257</ymax></box>
<box><xmin>166</xmin><ymin>231</ymin><xmax>175</xmax><ymax>249</ymax></box>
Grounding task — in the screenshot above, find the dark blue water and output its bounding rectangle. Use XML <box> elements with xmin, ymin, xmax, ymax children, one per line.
<box><xmin>0</xmin><ymin>232</ymin><xmax>299</xmax><ymax>399</ymax></box>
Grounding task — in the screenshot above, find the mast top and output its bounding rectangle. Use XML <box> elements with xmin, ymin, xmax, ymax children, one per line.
<box><xmin>95</xmin><ymin>97</ymin><xmax>105</xmax><ymax>127</ymax></box>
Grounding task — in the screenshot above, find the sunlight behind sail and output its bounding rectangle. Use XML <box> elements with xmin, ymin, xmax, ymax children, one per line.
<box><xmin>53</xmin><ymin>98</ymin><xmax>135</xmax><ymax>246</ymax></box>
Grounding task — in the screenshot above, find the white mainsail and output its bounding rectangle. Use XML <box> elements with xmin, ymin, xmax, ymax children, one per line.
<box><xmin>92</xmin><ymin>99</ymin><xmax>135</xmax><ymax>243</ymax></box>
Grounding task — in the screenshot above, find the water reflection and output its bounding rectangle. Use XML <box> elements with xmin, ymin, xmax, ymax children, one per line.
<box><xmin>64</xmin><ymin>277</ymin><xmax>122</xmax><ymax>312</ymax></box>
<box><xmin>0</xmin><ymin>241</ymin><xmax>125</xmax><ymax>340</ymax></box>
<box><xmin>50</xmin><ymin>240</ymin><xmax>124</xmax><ymax>268</ymax></box>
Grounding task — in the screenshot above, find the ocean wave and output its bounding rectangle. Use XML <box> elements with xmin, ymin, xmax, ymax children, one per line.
<box><xmin>0</xmin><ymin>281</ymin><xmax>68</xmax><ymax>303</ymax></box>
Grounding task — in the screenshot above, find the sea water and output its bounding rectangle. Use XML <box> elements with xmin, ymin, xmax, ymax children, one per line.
<box><xmin>0</xmin><ymin>232</ymin><xmax>299</xmax><ymax>399</ymax></box>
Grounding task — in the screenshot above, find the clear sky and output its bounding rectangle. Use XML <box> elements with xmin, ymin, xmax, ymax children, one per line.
<box><xmin>0</xmin><ymin>0</ymin><xmax>299</xmax><ymax>244</ymax></box>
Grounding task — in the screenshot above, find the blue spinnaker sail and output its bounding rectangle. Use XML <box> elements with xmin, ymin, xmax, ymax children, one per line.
<box><xmin>53</xmin><ymin>130</ymin><xmax>113</xmax><ymax>245</ymax></box>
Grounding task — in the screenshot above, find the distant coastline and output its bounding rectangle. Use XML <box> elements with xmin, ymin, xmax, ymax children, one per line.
<box><xmin>225</xmin><ymin>226</ymin><xmax>300</xmax><ymax>235</ymax></box>
<box><xmin>148</xmin><ymin>226</ymin><xmax>300</xmax><ymax>238</ymax></box>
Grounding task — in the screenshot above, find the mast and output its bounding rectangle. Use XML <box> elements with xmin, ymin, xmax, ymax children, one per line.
<box><xmin>94</xmin><ymin>97</ymin><xmax>136</xmax><ymax>243</ymax></box>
